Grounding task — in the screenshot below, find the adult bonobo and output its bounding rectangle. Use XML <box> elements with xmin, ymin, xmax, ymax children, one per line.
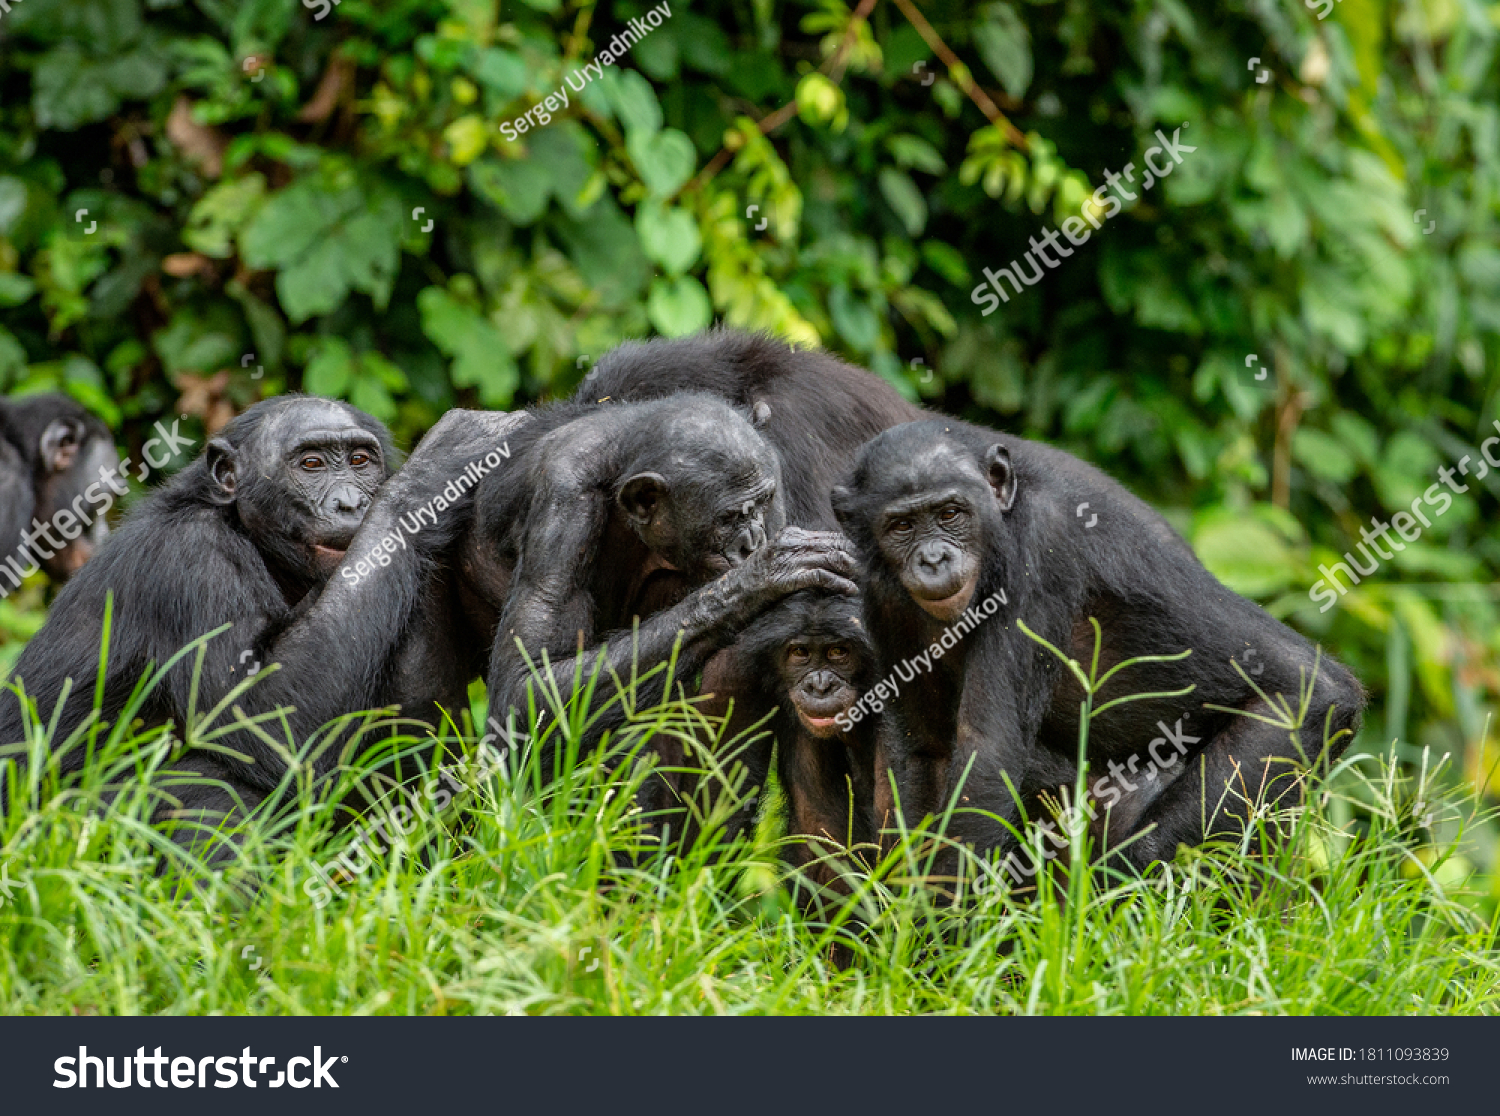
<box><xmin>0</xmin><ymin>396</ymin><xmax>519</xmax><ymax>856</ymax></box>
<box><xmin>0</xmin><ymin>393</ymin><xmax>122</xmax><ymax>588</ymax></box>
<box><xmin>831</xmin><ymin>418</ymin><xmax>1365</xmax><ymax>879</ymax></box>
<box><xmin>729</xmin><ymin>589</ymin><xmax>878</xmax><ymax>899</ymax></box>
<box><xmin>475</xmin><ymin>394</ymin><xmax>857</xmax><ymax>766</ymax></box>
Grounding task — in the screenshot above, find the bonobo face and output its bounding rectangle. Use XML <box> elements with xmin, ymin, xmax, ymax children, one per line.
<box><xmin>211</xmin><ymin>400</ymin><xmax>390</xmax><ymax>587</ymax></box>
<box><xmin>834</xmin><ymin>427</ymin><xmax>1015</xmax><ymax>624</ymax></box>
<box><xmin>782</xmin><ymin>633</ymin><xmax>865</xmax><ymax>739</ymax></box>
<box><xmin>616</xmin><ymin>399</ymin><xmax>784</xmax><ymax>583</ymax></box>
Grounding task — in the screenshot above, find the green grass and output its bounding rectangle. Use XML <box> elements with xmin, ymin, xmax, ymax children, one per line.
<box><xmin>0</xmin><ymin>650</ymin><xmax>1497</xmax><ymax>1016</ymax></box>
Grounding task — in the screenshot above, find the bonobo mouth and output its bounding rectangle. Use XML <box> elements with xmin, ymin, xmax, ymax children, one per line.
<box><xmin>909</xmin><ymin>578</ymin><xmax>977</xmax><ymax>623</ymax></box>
<box><xmin>796</xmin><ymin>704</ymin><xmax>853</xmax><ymax>739</ymax></box>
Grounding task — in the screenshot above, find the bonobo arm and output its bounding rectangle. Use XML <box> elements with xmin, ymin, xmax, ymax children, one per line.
<box><xmin>488</xmin><ymin>525</ymin><xmax>858</xmax><ymax>738</ymax></box>
<box><xmin>180</xmin><ymin>410</ymin><xmax>529</xmax><ymax>788</ymax></box>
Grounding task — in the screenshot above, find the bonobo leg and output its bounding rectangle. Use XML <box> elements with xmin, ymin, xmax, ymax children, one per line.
<box><xmin>150</xmin><ymin>753</ymin><xmax>271</xmax><ymax>870</ymax></box>
<box><xmin>1118</xmin><ymin>663</ymin><xmax>1363</xmax><ymax>869</ymax></box>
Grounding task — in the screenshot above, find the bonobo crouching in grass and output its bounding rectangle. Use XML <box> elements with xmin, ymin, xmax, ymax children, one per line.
<box><xmin>832</xmin><ymin>418</ymin><xmax>1365</xmax><ymax>880</ymax></box>
<box><xmin>727</xmin><ymin>590</ymin><xmax>878</xmax><ymax>904</ymax></box>
<box><xmin>0</xmin><ymin>393</ymin><xmax>122</xmax><ymax>587</ymax></box>
<box><xmin>0</xmin><ymin>396</ymin><xmax>521</xmax><ymax>860</ymax></box>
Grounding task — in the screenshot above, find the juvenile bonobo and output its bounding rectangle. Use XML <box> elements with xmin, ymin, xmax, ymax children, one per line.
<box><xmin>472</xmin><ymin>394</ymin><xmax>856</xmax><ymax>828</ymax></box>
<box><xmin>0</xmin><ymin>393</ymin><xmax>122</xmax><ymax>586</ymax></box>
<box><xmin>0</xmin><ymin>396</ymin><xmax>519</xmax><ymax>859</ymax></box>
<box><xmin>730</xmin><ymin>590</ymin><xmax>878</xmax><ymax>898</ymax></box>
<box><xmin>831</xmin><ymin>418</ymin><xmax>1365</xmax><ymax>879</ymax></box>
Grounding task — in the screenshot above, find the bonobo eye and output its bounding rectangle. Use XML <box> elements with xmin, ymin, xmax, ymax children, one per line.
<box><xmin>299</xmin><ymin>454</ymin><xmax>326</xmax><ymax>471</ymax></box>
<box><xmin>350</xmin><ymin>450</ymin><xmax>373</xmax><ymax>468</ymax></box>
<box><xmin>826</xmin><ymin>646</ymin><xmax>848</xmax><ymax>663</ymax></box>
<box><xmin>938</xmin><ymin>505</ymin><xmax>964</xmax><ymax>524</ymax></box>
<box><xmin>888</xmin><ymin>517</ymin><xmax>914</xmax><ymax>535</ymax></box>
<box><xmin>788</xmin><ymin>645</ymin><xmax>810</xmax><ymax>664</ymax></box>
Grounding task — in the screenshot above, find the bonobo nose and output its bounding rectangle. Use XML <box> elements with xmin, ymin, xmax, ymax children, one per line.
<box><xmin>808</xmin><ymin>671</ymin><xmax>837</xmax><ymax>697</ymax></box>
<box><xmin>328</xmin><ymin>484</ymin><xmax>369</xmax><ymax>517</ymax></box>
<box><xmin>918</xmin><ymin>542</ymin><xmax>950</xmax><ymax>571</ymax></box>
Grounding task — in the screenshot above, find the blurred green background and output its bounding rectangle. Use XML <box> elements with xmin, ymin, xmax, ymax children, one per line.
<box><xmin>1</xmin><ymin>0</ymin><xmax>1497</xmax><ymax>904</ymax></box>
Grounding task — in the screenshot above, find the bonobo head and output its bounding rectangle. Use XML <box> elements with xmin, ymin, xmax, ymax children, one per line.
<box><xmin>0</xmin><ymin>393</ymin><xmax>122</xmax><ymax>578</ymax></box>
<box><xmin>742</xmin><ymin>590</ymin><xmax>873</xmax><ymax>739</ymax></box>
<box><xmin>204</xmin><ymin>396</ymin><xmax>395</xmax><ymax>590</ymax></box>
<box><xmin>614</xmin><ymin>395</ymin><xmax>784</xmax><ymax>581</ymax></box>
<box><xmin>832</xmin><ymin>420</ymin><xmax>1015</xmax><ymax>623</ymax></box>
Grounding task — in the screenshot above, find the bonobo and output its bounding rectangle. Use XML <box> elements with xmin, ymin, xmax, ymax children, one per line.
<box><xmin>831</xmin><ymin>418</ymin><xmax>1365</xmax><ymax>878</ymax></box>
<box><xmin>566</xmin><ymin>330</ymin><xmax>922</xmax><ymax>838</ymax></box>
<box><xmin>467</xmin><ymin>394</ymin><xmax>856</xmax><ymax>831</ymax></box>
<box><xmin>0</xmin><ymin>393</ymin><xmax>122</xmax><ymax>588</ymax></box>
<box><xmin>0</xmin><ymin>396</ymin><xmax>520</xmax><ymax>858</ymax></box>
<box><xmin>730</xmin><ymin>590</ymin><xmax>877</xmax><ymax>897</ymax></box>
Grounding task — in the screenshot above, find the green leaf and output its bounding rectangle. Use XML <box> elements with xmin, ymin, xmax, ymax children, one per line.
<box><xmin>878</xmin><ymin>168</ymin><xmax>927</xmax><ymax>236</ymax></box>
<box><xmin>628</xmin><ymin>128</ymin><xmax>697</xmax><ymax>199</ymax></box>
<box><xmin>304</xmin><ymin>338</ymin><xmax>355</xmax><ymax>398</ymax></box>
<box><xmin>1294</xmin><ymin>429</ymin><xmax>1359</xmax><ymax>484</ymax></box>
<box><xmin>636</xmin><ymin>203</ymin><xmax>701</xmax><ymax>276</ymax></box>
<box><xmin>0</xmin><ymin>274</ymin><xmax>38</xmax><ymax>308</ymax></box>
<box><xmin>417</xmin><ymin>287</ymin><xmax>518</xmax><ymax>408</ymax></box>
<box><xmin>241</xmin><ymin>175</ymin><xmax>402</xmax><ymax>323</ymax></box>
<box><xmin>608</xmin><ymin>70</ymin><xmax>664</xmax><ymax>136</ymax></box>
<box><xmin>1191</xmin><ymin>509</ymin><xmax>1300</xmax><ymax>598</ymax></box>
<box><xmin>468</xmin><ymin>157</ymin><xmax>552</xmax><ymax>225</ymax></box>
<box><xmin>647</xmin><ymin>276</ymin><xmax>712</xmax><ymax>337</ymax></box>
<box><xmin>974</xmin><ymin>3</ymin><xmax>1032</xmax><ymax>99</ymax></box>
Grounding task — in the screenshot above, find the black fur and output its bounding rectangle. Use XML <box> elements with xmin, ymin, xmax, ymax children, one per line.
<box><xmin>832</xmin><ymin>417</ymin><xmax>1366</xmax><ymax>879</ymax></box>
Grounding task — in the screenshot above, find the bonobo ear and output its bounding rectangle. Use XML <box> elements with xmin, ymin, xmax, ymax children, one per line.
<box><xmin>617</xmin><ymin>471</ymin><xmax>669</xmax><ymax>529</ymax></box>
<box><xmin>205</xmin><ymin>438</ymin><xmax>238</xmax><ymax>506</ymax></box>
<box><xmin>830</xmin><ymin>484</ymin><xmax>854</xmax><ymax>529</ymax></box>
<box><xmin>984</xmin><ymin>444</ymin><xmax>1017</xmax><ymax>512</ymax></box>
<box><xmin>751</xmin><ymin>401</ymin><xmax>772</xmax><ymax>428</ymax></box>
<box><xmin>39</xmin><ymin>419</ymin><xmax>81</xmax><ymax>473</ymax></box>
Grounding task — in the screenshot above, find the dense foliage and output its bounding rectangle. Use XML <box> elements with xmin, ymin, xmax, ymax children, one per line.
<box><xmin>2</xmin><ymin>0</ymin><xmax>1498</xmax><ymax>905</ymax></box>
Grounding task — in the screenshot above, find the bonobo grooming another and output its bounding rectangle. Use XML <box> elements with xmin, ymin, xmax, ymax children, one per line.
<box><xmin>0</xmin><ymin>393</ymin><xmax>122</xmax><ymax>587</ymax></box>
<box><xmin>471</xmin><ymin>394</ymin><xmax>857</xmax><ymax>761</ymax></box>
<box><xmin>0</xmin><ymin>395</ymin><xmax>520</xmax><ymax>856</ymax></box>
<box><xmin>832</xmin><ymin>418</ymin><xmax>1365</xmax><ymax>877</ymax></box>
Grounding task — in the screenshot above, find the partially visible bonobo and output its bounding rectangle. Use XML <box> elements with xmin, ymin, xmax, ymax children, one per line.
<box><xmin>0</xmin><ymin>393</ymin><xmax>122</xmax><ymax>587</ymax></box>
<box><xmin>730</xmin><ymin>590</ymin><xmax>877</xmax><ymax>901</ymax></box>
<box><xmin>468</xmin><ymin>393</ymin><xmax>857</xmax><ymax>837</ymax></box>
<box><xmin>831</xmin><ymin>418</ymin><xmax>1365</xmax><ymax>880</ymax></box>
<box><xmin>0</xmin><ymin>396</ymin><xmax>519</xmax><ymax>860</ymax></box>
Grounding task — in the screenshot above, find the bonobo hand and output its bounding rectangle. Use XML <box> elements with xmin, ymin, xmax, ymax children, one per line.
<box><xmin>713</xmin><ymin>527</ymin><xmax>858</xmax><ymax>629</ymax></box>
